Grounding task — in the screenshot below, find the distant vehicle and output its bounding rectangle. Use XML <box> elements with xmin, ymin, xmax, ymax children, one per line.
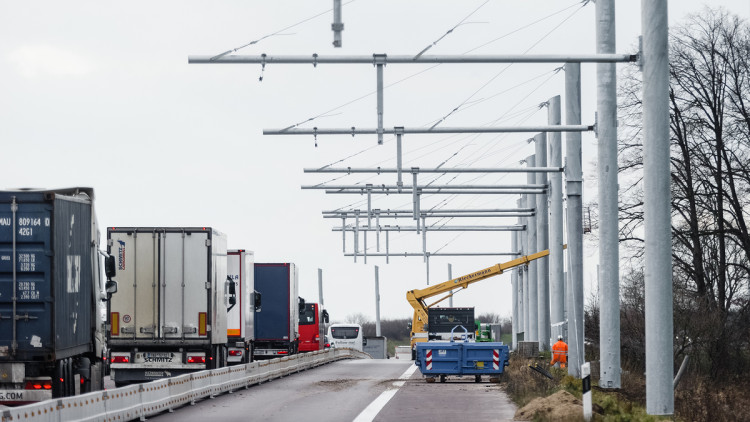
<box><xmin>327</xmin><ymin>323</ymin><xmax>365</xmax><ymax>352</ymax></box>
<box><xmin>106</xmin><ymin>227</ymin><xmax>230</xmax><ymax>386</ymax></box>
<box><xmin>299</xmin><ymin>303</ymin><xmax>329</xmax><ymax>352</ymax></box>
<box><xmin>226</xmin><ymin>250</ymin><xmax>261</xmax><ymax>364</ymax></box>
<box><xmin>253</xmin><ymin>263</ymin><xmax>302</xmax><ymax>358</ymax></box>
<box><xmin>0</xmin><ymin>188</ymin><xmax>111</xmax><ymax>404</ymax></box>
<box><xmin>395</xmin><ymin>346</ymin><xmax>412</xmax><ymax>360</ymax></box>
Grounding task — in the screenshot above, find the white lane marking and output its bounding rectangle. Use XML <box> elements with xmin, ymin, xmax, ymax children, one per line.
<box><xmin>352</xmin><ymin>364</ymin><xmax>419</xmax><ymax>422</ymax></box>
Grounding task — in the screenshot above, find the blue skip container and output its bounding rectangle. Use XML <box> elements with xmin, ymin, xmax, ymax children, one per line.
<box><xmin>414</xmin><ymin>325</ymin><xmax>510</xmax><ymax>383</ymax></box>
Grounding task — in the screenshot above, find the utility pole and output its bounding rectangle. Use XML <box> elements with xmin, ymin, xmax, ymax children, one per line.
<box><xmin>642</xmin><ymin>0</ymin><xmax>673</xmax><ymax>415</ymax></box>
<box><xmin>332</xmin><ymin>0</ymin><xmax>343</xmax><ymax>47</ymax></box>
<box><xmin>565</xmin><ymin>62</ymin><xmax>584</xmax><ymax>378</ymax></box>
<box><xmin>375</xmin><ymin>265</ymin><xmax>381</xmax><ymax>337</ymax></box>
<box><xmin>511</xmin><ymin>230</ymin><xmax>519</xmax><ymax>351</ymax></box>
<box><xmin>535</xmin><ymin>133</ymin><xmax>550</xmax><ymax>351</ymax></box>
<box><xmin>596</xmin><ymin>0</ymin><xmax>621</xmax><ymax>389</ymax></box>
<box><xmin>318</xmin><ymin>268</ymin><xmax>324</xmax><ymax>307</ymax></box>
<box><xmin>526</xmin><ymin>155</ymin><xmax>538</xmax><ymax>342</ymax></box>
<box><xmin>448</xmin><ymin>263</ymin><xmax>453</xmax><ymax>307</ymax></box>
<box><xmin>547</xmin><ymin>95</ymin><xmax>565</xmax><ymax>342</ymax></box>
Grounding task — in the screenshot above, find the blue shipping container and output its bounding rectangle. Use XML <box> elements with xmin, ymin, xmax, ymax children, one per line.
<box><xmin>0</xmin><ymin>189</ymin><xmax>96</xmax><ymax>362</ymax></box>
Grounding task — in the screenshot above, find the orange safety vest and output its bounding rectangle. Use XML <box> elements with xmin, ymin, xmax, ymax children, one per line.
<box><xmin>550</xmin><ymin>340</ymin><xmax>568</xmax><ymax>367</ymax></box>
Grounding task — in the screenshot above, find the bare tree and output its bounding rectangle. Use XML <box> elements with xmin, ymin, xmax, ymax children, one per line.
<box><xmin>617</xmin><ymin>7</ymin><xmax>750</xmax><ymax>378</ymax></box>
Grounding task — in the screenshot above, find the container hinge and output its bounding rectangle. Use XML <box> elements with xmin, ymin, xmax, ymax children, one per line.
<box><xmin>121</xmin><ymin>327</ymin><xmax>135</xmax><ymax>334</ymax></box>
<box><xmin>139</xmin><ymin>326</ymin><xmax>155</xmax><ymax>334</ymax></box>
<box><xmin>107</xmin><ymin>239</ymin><xmax>113</xmax><ymax>247</ymax></box>
<box><xmin>162</xmin><ymin>326</ymin><xmax>178</xmax><ymax>334</ymax></box>
<box><xmin>205</xmin><ymin>239</ymin><xmax>211</xmax><ymax>247</ymax></box>
<box><xmin>182</xmin><ymin>326</ymin><xmax>198</xmax><ymax>334</ymax></box>
<box><xmin>205</xmin><ymin>282</ymin><xmax>211</xmax><ymax>290</ymax></box>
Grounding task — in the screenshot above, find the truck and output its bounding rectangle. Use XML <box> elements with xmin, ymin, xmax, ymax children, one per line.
<box><xmin>0</xmin><ymin>188</ymin><xmax>112</xmax><ymax>404</ymax></box>
<box><xmin>106</xmin><ymin>227</ymin><xmax>231</xmax><ymax>385</ymax></box>
<box><xmin>427</xmin><ymin>307</ymin><xmax>476</xmax><ymax>342</ymax></box>
<box><xmin>298</xmin><ymin>302</ymin><xmax>328</xmax><ymax>352</ymax></box>
<box><xmin>253</xmin><ymin>263</ymin><xmax>302</xmax><ymax>358</ymax></box>
<box><xmin>407</xmin><ymin>248</ymin><xmax>558</xmax><ymax>359</ymax></box>
<box><xmin>226</xmin><ymin>249</ymin><xmax>261</xmax><ymax>364</ymax></box>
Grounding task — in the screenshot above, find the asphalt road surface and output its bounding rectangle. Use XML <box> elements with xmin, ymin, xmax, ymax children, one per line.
<box><xmin>144</xmin><ymin>359</ymin><xmax>517</xmax><ymax>422</ymax></box>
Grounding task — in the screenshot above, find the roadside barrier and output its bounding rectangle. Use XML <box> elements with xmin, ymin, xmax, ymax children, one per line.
<box><xmin>0</xmin><ymin>348</ymin><xmax>369</xmax><ymax>422</ymax></box>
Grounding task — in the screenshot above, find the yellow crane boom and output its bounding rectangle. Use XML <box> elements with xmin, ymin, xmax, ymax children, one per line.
<box><xmin>406</xmin><ymin>246</ymin><xmax>565</xmax><ymax>350</ymax></box>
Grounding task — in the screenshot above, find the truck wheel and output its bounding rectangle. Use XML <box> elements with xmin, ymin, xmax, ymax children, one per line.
<box><xmin>474</xmin><ymin>375</ymin><xmax>482</xmax><ymax>383</ymax></box>
<box><xmin>440</xmin><ymin>375</ymin><xmax>446</xmax><ymax>383</ymax></box>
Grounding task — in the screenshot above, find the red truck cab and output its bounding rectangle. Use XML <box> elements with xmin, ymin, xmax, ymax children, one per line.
<box><xmin>299</xmin><ymin>303</ymin><xmax>329</xmax><ymax>352</ymax></box>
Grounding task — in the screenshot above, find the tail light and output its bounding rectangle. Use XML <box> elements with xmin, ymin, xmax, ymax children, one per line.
<box><xmin>111</xmin><ymin>355</ymin><xmax>130</xmax><ymax>363</ymax></box>
<box><xmin>277</xmin><ymin>351</ymin><xmax>288</xmax><ymax>355</ymax></box>
<box><xmin>315</xmin><ymin>335</ymin><xmax>320</xmax><ymax>341</ymax></box>
<box><xmin>229</xmin><ymin>350</ymin><xmax>243</xmax><ymax>357</ymax></box>
<box><xmin>25</xmin><ymin>380</ymin><xmax>52</xmax><ymax>390</ymax></box>
<box><xmin>188</xmin><ymin>356</ymin><xmax>206</xmax><ymax>364</ymax></box>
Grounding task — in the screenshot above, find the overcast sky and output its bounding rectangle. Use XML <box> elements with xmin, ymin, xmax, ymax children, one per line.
<box><xmin>2</xmin><ymin>1</ymin><xmax>748</xmax><ymax>322</ymax></box>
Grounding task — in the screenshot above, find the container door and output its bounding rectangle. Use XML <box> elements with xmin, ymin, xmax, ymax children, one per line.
<box><xmin>0</xmin><ymin>199</ymin><xmax>53</xmax><ymax>358</ymax></box>
<box><xmin>108</xmin><ymin>230</ymin><xmax>158</xmax><ymax>340</ymax></box>
<box><xmin>226</xmin><ymin>252</ymin><xmax>242</xmax><ymax>339</ymax></box>
<box><xmin>244</xmin><ymin>252</ymin><xmax>255</xmax><ymax>342</ymax></box>
<box><xmin>109</xmin><ymin>231</ymin><xmax>159</xmax><ymax>339</ymax></box>
<box><xmin>162</xmin><ymin>231</ymin><xmax>208</xmax><ymax>339</ymax></box>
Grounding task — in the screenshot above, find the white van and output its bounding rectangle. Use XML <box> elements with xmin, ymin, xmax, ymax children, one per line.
<box><xmin>327</xmin><ymin>323</ymin><xmax>365</xmax><ymax>352</ymax></box>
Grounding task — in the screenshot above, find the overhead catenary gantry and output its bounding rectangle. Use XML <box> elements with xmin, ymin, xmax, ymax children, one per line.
<box><xmin>190</xmin><ymin>2</ymin><xmax>677</xmax><ymax>411</ymax></box>
<box><xmin>189</xmin><ymin>53</ymin><xmax>633</xmax><ymax>144</ymax></box>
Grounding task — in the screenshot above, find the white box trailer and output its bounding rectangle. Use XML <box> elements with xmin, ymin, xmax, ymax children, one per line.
<box><xmin>226</xmin><ymin>249</ymin><xmax>258</xmax><ymax>364</ymax></box>
<box><xmin>106</xmin><ymin>227</ymin><xmax>229</xmax><ymax>385</ymax></box>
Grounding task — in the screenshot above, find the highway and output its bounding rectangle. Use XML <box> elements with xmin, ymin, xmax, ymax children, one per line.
<box><xmin>145</xmin><ymin>359</ymin><xmax>517</xmax><ymax>422</ymax></box>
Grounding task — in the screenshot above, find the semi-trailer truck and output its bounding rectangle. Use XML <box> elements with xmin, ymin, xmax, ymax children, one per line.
<box><xmin>253</xmin><ymin>263</ymin><xmax>301</xmax><ymax>358</ymax></box>
<box><xmin>0</xmin><ymin>188</ymin><xmax>111</xmax><ymax>404</ymax></box>
<box><xmin>106</xmin><ymin>227</ymin><xmax>230</xmax><ymax>385</ymax></box>
<box><xmin>226</xmin><ymin>249</ymin><xmax>260</xmax><ymax>364</ymax></box>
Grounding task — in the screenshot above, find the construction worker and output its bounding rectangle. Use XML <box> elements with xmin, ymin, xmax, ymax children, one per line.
<box><xmin>550</xmin><ymin>335</ymin><xmax>568</xmax><ymax>368</ymax></box>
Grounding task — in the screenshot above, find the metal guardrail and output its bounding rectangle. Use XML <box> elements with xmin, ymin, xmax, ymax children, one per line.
<box><xmin>1</xmin><ymin>348</ymin><xmax>369</xmax><ymax>422</ymax></box>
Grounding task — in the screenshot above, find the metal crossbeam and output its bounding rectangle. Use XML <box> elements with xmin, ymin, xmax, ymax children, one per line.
<box><xmin>344</xmin><ymin>252</ymin><xmax>519</xmax><ymax>257</ymax></box>
<box><xmin>265</xmin><ymin>125</ymin><xmax>592</xmax><ymax>135</ymax></box>
<box><xmin>304</xmin><ymin>184</ymin><xmax>546</xmax><ymax>190</ymax></box>
<box><xmin>325</xmin><ymin>189</ymin><xmax>544</xmax><ymax>195</ymax></box>
<box><xmin>305</xmin><ymin>167</ymin><xmax>563</xmax><ymax>173</ymax></box>
<box><xmin>323</xmin><ymin>213</ymin><xmax>531</xmax><ymax>218</ymax></box>
<box><xmin>334</xmin><ymin>225</ymin><xmax>524</xmax><ymax>232</ymax></box>
<box><xmin>188</xmin><ymin>53</ymin><xmax>636</xmax><ymax>64</ymax></box>
<box><xmin>323</xmin><ymin>208</ymin><xmax>534</xmax><ymax>214</ymax></box>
